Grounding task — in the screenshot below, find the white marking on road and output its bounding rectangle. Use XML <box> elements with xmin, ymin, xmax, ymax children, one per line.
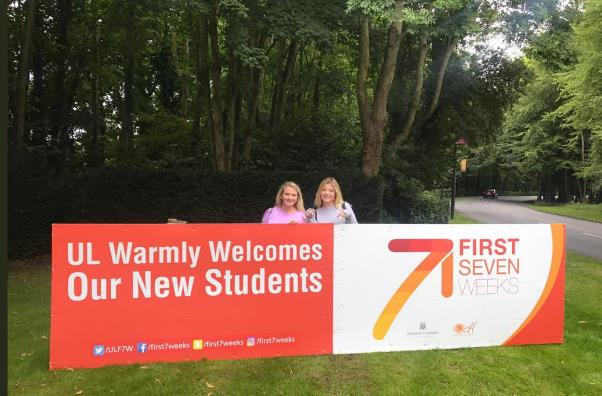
<box><xmin>512</xmin><ymin>214</ymin><xmax>524</xmax><ymax>219</ymax></box>
<box><xmin>583</xmin><ymin>233</ymin><xmax>602</xmax><ymax>239</ymax></box>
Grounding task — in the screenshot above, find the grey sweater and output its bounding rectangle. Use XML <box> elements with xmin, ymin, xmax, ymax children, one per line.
<box><xmin>309</xmin><ymin>203</ymin><xmax>358</xmax><ymax>224</ymax></box>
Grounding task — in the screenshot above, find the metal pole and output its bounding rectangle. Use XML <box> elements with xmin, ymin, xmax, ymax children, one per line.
<box><xmin>450</xmin><ymin>144</ymin><xmax>457</xmax><ymax>220</ymax></box>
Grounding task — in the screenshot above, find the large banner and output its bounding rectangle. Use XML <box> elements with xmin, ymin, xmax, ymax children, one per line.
<box><xmin>50</xmin><ymin>224</ymin><xmax>565</xmax><ymax>369</ymax></box>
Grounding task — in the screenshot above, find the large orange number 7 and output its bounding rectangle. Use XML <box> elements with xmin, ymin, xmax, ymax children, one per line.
<box><xmin>373</xmin><ymin>239</ymin><xmax>454</xmax><ymax>340</ymax></box>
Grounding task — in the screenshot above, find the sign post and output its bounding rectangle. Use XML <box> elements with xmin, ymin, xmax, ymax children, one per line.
<box><xmin>450</xmin><ymin>138</ymin><xmax>467</xmax><ymax>220</ymax></box>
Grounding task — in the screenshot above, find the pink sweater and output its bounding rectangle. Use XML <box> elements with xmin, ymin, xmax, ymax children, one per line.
<box><xmin>261</xmin><ymin>207</ymin><xmax>306</xmax><ymax>224</ymax></box>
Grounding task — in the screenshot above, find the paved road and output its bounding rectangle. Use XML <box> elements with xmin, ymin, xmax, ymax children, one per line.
<box><xmin>455</xmin><ymin>196</ymin><xmax>602</xmax><ymax>260</ymax></box>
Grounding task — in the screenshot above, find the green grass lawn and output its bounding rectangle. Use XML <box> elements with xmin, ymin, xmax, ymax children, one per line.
<box><xmin>527</xmin><ymin>203</ymin><xmax>602</xmax><ymax>223</ymax></box>
<box><xmin>8</xmin><ymin>248</ymin><xmax>602</xmax><ymax>395</ymax></box>
<box><xmin>449</xmin><ymin>212</ymin><xmax>477</xmax><ymax>224</ymax></box>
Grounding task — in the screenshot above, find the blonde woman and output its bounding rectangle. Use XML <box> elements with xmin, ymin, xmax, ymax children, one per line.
<box><xmin>306</xmin><ymin>177</ymin><xmax>358</xmax><ymax>224</ymax></box>
<box><xmin>261</xmin><ymin>181</ymin><xmax>307</xmax><ymax>224</ymax></box>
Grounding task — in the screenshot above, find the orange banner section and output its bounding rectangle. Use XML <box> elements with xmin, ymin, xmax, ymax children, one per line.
<box><xmin>503</xmin><ymin>224</ymin><xmax>566</xmax><ymax>345</ymax></box>
<box><xmin>50</xmin><ymin>224</ymin><xmax>333</xmax><ymax>369</ymax></box>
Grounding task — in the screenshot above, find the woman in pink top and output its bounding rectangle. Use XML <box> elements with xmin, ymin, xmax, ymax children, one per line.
<box><xmin>262</xmin><ymin>181</ymin><xmax>307</xmax><ymax>224</ymax></box>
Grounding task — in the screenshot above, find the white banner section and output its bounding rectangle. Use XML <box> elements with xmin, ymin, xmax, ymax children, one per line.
<box><xmin>333</xmin><ymin>224</ymin><xmax>565</xmax><ymax>353</ymax></box>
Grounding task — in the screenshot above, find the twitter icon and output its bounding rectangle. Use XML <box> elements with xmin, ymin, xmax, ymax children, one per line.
<box><xmin>93</xmin><ymin>345</ymin><xmax>105</xmax><ymax>356</ymax></box>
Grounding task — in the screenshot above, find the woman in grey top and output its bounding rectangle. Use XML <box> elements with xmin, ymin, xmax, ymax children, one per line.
<box><xmin>305</xmin><ymin>177</ymin><xmax>358</xmax><ymax>224</ymax></box>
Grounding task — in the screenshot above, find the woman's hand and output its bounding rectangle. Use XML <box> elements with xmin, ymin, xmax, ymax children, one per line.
<box><xmin>305</xmin><ymin>208</ymin><xmax>316</xmax><ymax>219</ymax></box>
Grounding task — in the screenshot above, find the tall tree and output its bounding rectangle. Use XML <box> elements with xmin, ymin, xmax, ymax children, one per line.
<box><xmin>13</xmin><ymin>0</ymin><xmax>36</xmax><ymax>163</ymax></box>
<box><xmin>557</xmin><ymin>0</ymin><xmax>602</xmax><ymax>200</ymax></box>
<box><xmin>354</xmin><ymin>0</ymin><xmax>404</xmax><ymax>177</ymax></box>
<box><xmin>208</xmin><ymin>3</ymin><xmax>227</xmax><ymax>172</ymax></box>
<box><xmin>351</xmin><ymin>0</ymin><xmax>477</xmax><ymax>176</ymax></box>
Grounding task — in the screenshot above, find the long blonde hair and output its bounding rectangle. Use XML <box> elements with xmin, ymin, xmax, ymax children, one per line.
<box><xmin>314</xmin><ymin>177</ymin><xmax>344</xmax><ymax>208</ymax></box>
<box><xmin>275</xmin><ymin>181</ymin><xmax>305</xmax><ymax>211</ymax></box>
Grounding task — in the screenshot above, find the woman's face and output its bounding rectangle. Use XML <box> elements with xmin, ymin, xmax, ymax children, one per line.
<box><xmin>320</xmin><ymin>183</ymin><xmax>336</xmax><ymax>205</ymax></box>
<box><xmin>281</xmin><ymin>186</ymin><xmax>298</xmax><ymax>208</ymax></box>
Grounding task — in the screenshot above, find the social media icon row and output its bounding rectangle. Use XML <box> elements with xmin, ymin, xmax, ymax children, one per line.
<box><xmin>94</xmin><ymin>338</ymin><xmax>258</xmax><ymax>356</ymax></box>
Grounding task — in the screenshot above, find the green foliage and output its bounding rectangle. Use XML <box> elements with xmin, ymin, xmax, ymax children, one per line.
<box><xmin>346</xmin><ymin>0</ymin><xmax>398</xmax><ymax>24</ymax></box>
<box><xmin>346</xmin><ymin>0</ymin><xmax>476</xmax><ymax>33</ymax></box>
<box><xmin>555</xmin><ymin>0</ymin><xmax>602</xmax><ymax>191</ymax></box>
<box><xmin>265</xmin><ymin>0</ymin><xmax>344</xmax><ymax>45</ymax></box>
<box><xmin>524</xmin><ymin>16</ymin><xmax>576</xmax><ymax>72</ymax></box>
<box><xmin>494</xmin><ymin>59</ymin><xmax>580</xmax><ymax>201</ymax></box>
<box><xmin>387</xmin><ymin>44</ymin><xmax>529</xmax><ymax>196</ymax></box>
<box><xmin>135</xmin><ymin>110</ymin><xmax>203</xmax><ymax>168</ymax></box>
<box><xmin>251</xmin><ymin>110</ymin><xmax>361</xmax><ymax>172</ymax></box>
<box><xmin>234</xmin><ymin>43</ymin><xmax>269</xmax><ymax>68</ymax></box>
<box><xmin>219</xmin><ymin>0</ymin><xmax>249</xmax><ymax>18</ymax></box>
<box><xmin>491</xmin><ymin>0</ymin><xmax>602</xmax><ymax>202</ymax></box>
<box><xmin>8</xmin><ymin>0</ymin><xmax>582</xmax><ymax>225</ymax></box>
<box><xmin>408</xmin><ymin>190</ymin><xmax>450</xmax><ymax>223</ymax></box>
<box><xmin>381</xmin><ymin>144</ymin><xmax>451</xmax><ymax>224</ymax></box>
<box><xmin>497</xmin><ymin>0</ymin><xmax>561</xmax><ymax>44</ymax></box>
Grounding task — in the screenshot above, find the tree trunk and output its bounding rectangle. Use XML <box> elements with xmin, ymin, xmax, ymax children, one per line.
<box><xmin>544</xmin><ymin>172</ymin><xmax>553</xmax><ymax>203</ymax></box>
<box><xmin>119</xmin><ymin>3</ymin><xmax>136</xmax><ymax>164</ymax></box>
<box><xmin>232</xmin><ymin>78</ymin><xmax>242</xmax><ymax>171</ymax></box>
<box><xmin>357</xmin><ymin>1</ymin><xmax>404</xmax><ymax>177</ymax></box>
<box><xmin>581</xmin><ymin>130</ymin><xmax>587</xmax><ymax>203</ymax></box>
<box><xmin>558</xmin><ymin>170</ymin><xmax>568</xmax><ymax>203</ymax></box>
<box><xmin>427</xmin><ymin>37</ymin><xmax>456</xmax><ymax>117</ymax></box>
<box><xmin>415</xmin><ymin>36</ymin><xmax>457</xmax><ymax>130</ymax></box>
<box><xmin>208</xmin><ymin>6</ymin><xmax>226</xmax><ymax>172</ymax></box>
<box><xmin>190</xmin><ymin>9</ymin><xmax>211</xmax><ymax>150</ymax></box>
<box><xmin>50</xmin><ymin>0</ymin><xmax>73</xmax><ymax>175</ymax></box>
<box><xmin>171</xmin><ymin>31</ymin><xmax>189</xmax><ymax>116</ymax></box>
<box><xmin>242</xmin><ymin>34</ymin><xmax>266</xmax><ymax>167</ymax></box>
<box><xmin>30</xmin><ymin>4</ymin><xmax>46</xmax><ymax>147</ymax></box>
<box><xmin>390</xmin><ymin>36</ymin><xmax>429</xmax><ymax>151</ymax></box>
<box><xmin>224</xmin><ymin>51</ymin><xmax>239</xmax><ymax>172</ymax></box>
<box><xmin>271</xmin><ymin>38</ymin><xmax>298</xmax><ymax>128</ymax></box>
<box><xmin>313</xmin><ymin>56</ymin><xmax>322</xmax><ymax>113</ymax></box>
<box><xmin>88</xmin><ymin>17</ymin><xmax>103</xmax><ymax>167</ymax></box>
<box><xmin>269</xmin><ymin>39</ymin><xmax>286</xmax><ymax>128</ymax></box>
<box><xmin>14</xmin><ymin>0</ymin><xmax>36</xmax><ymax>162</ymax></box>
<box><xmin>357</xmin><ymin>16</ymin><xmax>371</xmax><ymax>141</ymax></box>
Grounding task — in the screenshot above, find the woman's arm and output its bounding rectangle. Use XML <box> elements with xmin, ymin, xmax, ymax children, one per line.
<box><xmin>261</xmin><ymin>208</ymin><xmax>272</xmax><ymax>224</ymax></box>
<box><xmin>344</xmin><ymin>204</ymin><xmax>358</xmax><ymax>224</ymax></box>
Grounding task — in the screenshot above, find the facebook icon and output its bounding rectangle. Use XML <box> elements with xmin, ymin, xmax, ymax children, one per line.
<box><xmin>137</xmin><ymin>342</ymin><xmax>148</xmax><ymax>353</ymax></box>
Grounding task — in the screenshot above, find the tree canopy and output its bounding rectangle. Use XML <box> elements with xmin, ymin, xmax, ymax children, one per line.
<box><xmin>481</xmin><ymin>0</ymin><xmax>602</xmax><ymax>202</ymax></box>
<box><xmin>9</xmin><ymin>0</ymin><xmax>598</xmax><ymax>207</ymax></box>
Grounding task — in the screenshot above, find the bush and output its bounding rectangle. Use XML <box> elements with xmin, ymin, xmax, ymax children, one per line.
<box><xmin>9</xmin><ymin>169</ymin><xmax>383</xmax><ymax>259</ymax></box>
<box><xmin>408</xmin><ymin>191</ymin><xmax>450</xmax><ymax>224</ymax></box>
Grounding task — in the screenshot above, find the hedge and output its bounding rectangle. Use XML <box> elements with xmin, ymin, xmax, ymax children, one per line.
<box><xmin>9</xmin><ymin>169</ymin><xmax>383</xmax><ymax>258</ymax></box>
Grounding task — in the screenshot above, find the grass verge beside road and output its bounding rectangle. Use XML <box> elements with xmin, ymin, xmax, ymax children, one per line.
<box><xmin>527</xmin><ymin>203</ymin><xmax>602</xmax><ymax>223</ymax></box>
<box><xmin>449</xmin><ymin>213</ymin><xmax>477</xmax><ymax>224</ymax></box>
<box><xmin>9</xmin><ymin>245</ymin><xmax>602</xmax><ymax>394</ymax></box>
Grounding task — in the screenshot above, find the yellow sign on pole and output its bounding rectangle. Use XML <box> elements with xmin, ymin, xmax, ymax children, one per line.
<box><xmin>460</xmin><ymin>159</ymin><xmax>467</xmax><ymax>173</ymax></box>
